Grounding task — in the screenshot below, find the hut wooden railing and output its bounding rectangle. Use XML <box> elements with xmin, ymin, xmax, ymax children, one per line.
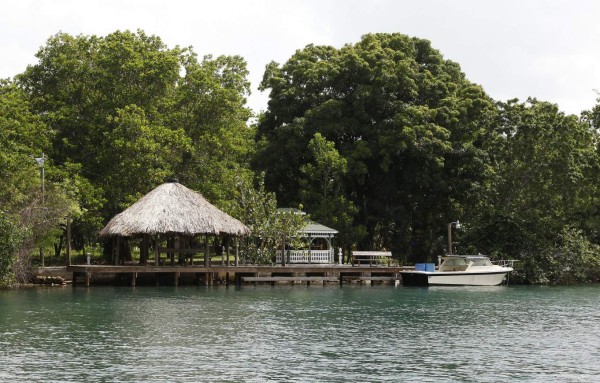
<box><xmin>276</xmin><ymin>250</ymin><xmax>334</xmax><ymax>264</ymax></box>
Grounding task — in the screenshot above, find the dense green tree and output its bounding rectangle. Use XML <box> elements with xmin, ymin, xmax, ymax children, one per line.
<box><xmin>103</xmin><ymin>105</ymin><xmax>191</xmax><ymax>211</ymax></box>
<box><xmin>0</xmin><ymin>211</ymin><xmax>22</xmax><ymax>285</ymax></box>
<box><xmin>0</xmin><ymin>81</ymin><xmax>48</xmax><ymax>212</ymax></box>
<box><xmin>299</xmin><ymin>132</ymin><xmax>363</xmax><ymax>249</ymax></box>
<box><xmin>19</xmin><ymin>30</ymin><xmax>186</xmax><ymax>217</ymax></box>
<box><xmin>0</xmin><ymin>80</ymin><xmax>45</xmax><ymax>282</ymax></box>
<box><xmin>18</xmin><ymin>30</ymin><xmax>254</xmax><ymax>250</ymax></box>
<box><xmin>256</xmin><ymin>33</ymin><xmax>496</xmax><ymax>262</ymax></box>
<box><xmin>463</xmin><ymin>99</ymin><xmax>600</xmax><ymax>283</ymax></box>
<box><xmin>522</xmin><ymin>227</ymin><xmax>600</xmax><ymax>285</ymax></box>
<box><xmin>228</xmin><ymin>173</ymin><xmax>306</xmax><ymax>264</ymax></box>
<box><xmin>0</xmin><ymin>81</ymin><xmax>76</xmax><ymax>281</ymax></box>
<box><xmin>172</xmin><ymin>54</ymin><xmax>254</xmax><ymax>207</ymax></box>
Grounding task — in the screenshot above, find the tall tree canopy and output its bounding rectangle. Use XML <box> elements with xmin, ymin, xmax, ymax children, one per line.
<box><xmin>464</xmin><ymin>99</ymin><xmax>600</xmax><ymax>283</ymax></box>
<box><xmin>3</xmin><ymin>29</ymin><xmax>600</xmax><ymax>285</ymax></box>
<box><xmin>17</xmin><ymin>30</ymin><xmax>254</xmax><ymax>246</ymax></box>
<box><xmin>255</xmin><ymin>33</ymin><xmax>496</xmax><ymax>261</ymax></box>
<box><xmin>0</xmin><ymin>80</ymin><xmax>75</xmax><ymax>282</ymax></box>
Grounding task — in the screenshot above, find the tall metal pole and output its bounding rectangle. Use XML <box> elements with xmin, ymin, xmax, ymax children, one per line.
<box><xmin>34</xmin><ymin>153</ymin><xmax>45</xmax><ymax>203</ymax></box>
<box><xmin>447</xmin><ymin>221</ymin><xmax>461</xmax><ymax>255</ymax></box>
<box><xmin>41</xmin><ymin>152</ymin><xmax>45</xmax><ymax>204</ymax></box>
<box><xmin>447</xmin><ymin>223</ymin><xmax>453</xmax><ymax>255</ymax></box>
<box><xmin>66</xmin><ymin>214</ymin><xmax>72</xmax><ymax>265</ymax></box>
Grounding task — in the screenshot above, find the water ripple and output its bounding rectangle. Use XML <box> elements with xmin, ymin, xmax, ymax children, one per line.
<box><xmin>1</xmin><ymin>285</ymin><xmax>599</xmax><ymax>382</ymax></box>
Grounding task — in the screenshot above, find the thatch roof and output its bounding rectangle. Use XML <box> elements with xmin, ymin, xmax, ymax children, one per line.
<box><xmin>100</xmin><ymin>182</ymin><xmax>250</xmax><ymax>237</ymax></box>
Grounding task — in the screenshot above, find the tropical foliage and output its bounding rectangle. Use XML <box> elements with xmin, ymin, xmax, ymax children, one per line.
<box><xmin>1</xmin><ymin>30</ymin><xmax>600</xmax><ymax>284</ymax></box>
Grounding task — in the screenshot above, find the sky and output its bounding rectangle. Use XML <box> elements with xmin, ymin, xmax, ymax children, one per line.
<box><xmin>1</xmin><ymin>0</ymin><xmax>599</xmax><ymax>116</ymax></box>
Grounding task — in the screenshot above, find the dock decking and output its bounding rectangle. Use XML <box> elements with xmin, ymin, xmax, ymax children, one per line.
<box><xmin>67</xmin><ymin>264</ymin><xmax>410</xmax><ymax>287</ymax></box>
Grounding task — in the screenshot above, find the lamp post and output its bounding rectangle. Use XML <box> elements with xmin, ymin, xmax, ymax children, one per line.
<box><xmin>447</xmin><ymin>221</ymin><xmax>461</xmax><ymax>255</ymax></box>
<box><xmin>34</xmin><ymin>153</ymin><xmax>45</xmax><ymax>203</ymax></box>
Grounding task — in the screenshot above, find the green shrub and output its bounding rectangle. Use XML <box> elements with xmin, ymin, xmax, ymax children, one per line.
<box><xmin>0</xmin><ymin>211</ymin><xmax>22</xmax><ymax>285</ymax></box>
<box><xmin>523</xmin><ymin>228</ymin><xmax>600</xmax><ymax>285</ymax></box>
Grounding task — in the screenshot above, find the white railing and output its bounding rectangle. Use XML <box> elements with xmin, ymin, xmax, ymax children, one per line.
<box><xmin>275</xmin><ymin>250</ymin><xmax>334</xmax><ymax>264</ymax></box>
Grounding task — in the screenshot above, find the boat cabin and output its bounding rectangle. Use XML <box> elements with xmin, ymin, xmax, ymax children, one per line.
<box><xmin>439</xmin><ymin>256</ymin><xmax>493</xmax><ymax>272</ymax></box>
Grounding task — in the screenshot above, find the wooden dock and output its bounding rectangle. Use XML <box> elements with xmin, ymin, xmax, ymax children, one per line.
<box><xmin>67</xmin><ymin>264</ymin><xmax>411</xmax><ymax>287</ymax></box>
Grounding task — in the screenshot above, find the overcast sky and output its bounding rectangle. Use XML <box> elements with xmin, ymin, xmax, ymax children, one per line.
<box><xmin>2</xmin><ymin>0</ymin><xmax>599</xmax><ymax>116</ymax></box>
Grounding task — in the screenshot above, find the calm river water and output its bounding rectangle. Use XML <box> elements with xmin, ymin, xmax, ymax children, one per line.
<box><xmin>1</xmin><ymin>284</ymin><xmax>599</xmax><ymax>382</ymax></box>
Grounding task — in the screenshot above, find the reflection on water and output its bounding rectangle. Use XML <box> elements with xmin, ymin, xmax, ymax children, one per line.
<box><xmin>1</xmin><ymin>285</ymin><xmax>599</xmax><ymax>382</ymax></box>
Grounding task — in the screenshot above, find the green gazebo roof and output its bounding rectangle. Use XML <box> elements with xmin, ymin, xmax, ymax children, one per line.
<box><xmin>300</xmin><ymin>221</ymin><xmax>338</xmax><ymax>237</ymax></box>
<box><xmin>277</xmin><ymin>208</ymin><xmax>338</xmax><ymax>237</ymax></box>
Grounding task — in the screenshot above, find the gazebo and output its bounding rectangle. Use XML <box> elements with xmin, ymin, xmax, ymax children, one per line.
<box><xmin>99</xmin><ymin>181</ymin><xmax>250</xmax><ymax>266</ymax></box>
<box><xmin>275</xmin><ymin>209</ymin><xmax>338</xmax><ymax>264</ymax></box>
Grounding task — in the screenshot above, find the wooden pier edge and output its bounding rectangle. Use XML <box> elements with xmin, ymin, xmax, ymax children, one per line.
<box><xmin>68</xmin><ymin>265</ymin><xmax>409</xmax><ymax>286</ymax></box>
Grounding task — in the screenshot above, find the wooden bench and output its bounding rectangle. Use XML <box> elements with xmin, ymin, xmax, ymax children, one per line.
<box><xmin>352</xmin><ymin>251</ymin><xmax>393</xmax><ymax>266</ymax></box>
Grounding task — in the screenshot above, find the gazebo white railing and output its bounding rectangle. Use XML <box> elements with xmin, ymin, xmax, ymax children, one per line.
<box><xmin>276</xmin><ymin>209</ymin><xmax>339</xmax><ymax>265</ymax></box>
<box><xmin>276</xmin><ymin>249</ymin><xmax>334</xmax><ymax>264</ymax></box>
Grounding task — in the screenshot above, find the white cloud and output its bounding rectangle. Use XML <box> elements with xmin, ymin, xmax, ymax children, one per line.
<box><xmin>1</xmin><ymin>0</ymin><xmax>599</xmax><ymax>115</ymax></box>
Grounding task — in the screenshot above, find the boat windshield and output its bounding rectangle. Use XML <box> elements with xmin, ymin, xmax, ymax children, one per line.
<box><xmin>443</xmin><ymin>258</ymin><xmax>469</xmax><ymax>267</ymax></box>
<box><xmin>468</xmin><ymin>258</ymin><xmax>493</xmax><ymax>267</ymax></box>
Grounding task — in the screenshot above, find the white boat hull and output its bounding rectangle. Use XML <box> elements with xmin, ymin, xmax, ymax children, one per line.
<box><xmin>400</xmin><ymin>270</ymin><xmax>511</xmax><ymax>286</ymax></box>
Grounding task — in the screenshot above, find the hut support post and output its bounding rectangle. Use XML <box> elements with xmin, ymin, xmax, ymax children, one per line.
<box><xmin>281</xmin><ymin>234</ymin><xmax>286</xmax><ymax>266</ymax></box>
<box><xmin>221</xmin><ymin>239</ymin><xmax>225</xmax><ymax>266</ymax></box>
<box><xmin>226</xmin><ymin>238</ymin><xmax>230</xmax><ymax>266</ymax></box>
<box><xmin>115</xmin><ymin>237</ymin><xmax>121</xmax><ymax>265</ymax></box>
<box><xmin>154</xmin><ymin>237</ymin><xmax>159</xmax><ymax>266</ymax></box>
<box><xmin>235</xmin><ymin>238</ymin><xmax>239</xmax><ymax>267</ymax></box>
<box><xmin>204</xmin><ymin>236</ymin><xmax>209</xmax><ymax>267</ymax></box>
<box><xmin>178</xmin><ymin>236</ymin><xmax>184</xmax><ymax>265</ymax></box>
<box><xmin>169</xmin><ymin>237</ymin><xmax>175</xmax><ymax>266</ymax></box>
<box><xmin>204</xmin><ymin>236</ymin><xmax>210</xmax><ymax>286</ymax></box>
<box><xmin>140</xmin><ymin>236</ymin><xmax>148</xmax><ymax>265</ymax></box>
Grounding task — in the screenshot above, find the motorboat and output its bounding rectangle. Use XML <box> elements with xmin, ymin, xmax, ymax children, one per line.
<box><xmin>400</xmin><ymin>255</ymin><xmax>515</xmax><ymax>286</ymax></box>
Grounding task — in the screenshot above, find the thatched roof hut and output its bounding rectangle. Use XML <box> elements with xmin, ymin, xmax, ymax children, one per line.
<box><xmin>100</xmin><ymin>182</ymin><xmax>250</xmax><ymax>238</ymax></box>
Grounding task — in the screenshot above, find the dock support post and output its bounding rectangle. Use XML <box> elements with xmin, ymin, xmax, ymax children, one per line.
<box><xmin>131</xmin><ymin>272</ymin><xmax>136</xmax><ymax>287</ymax></box>
<box><xmin>86</xmin><ymin>272</ymin><xmax>91</xmax><ymax>287</ymax></box>
<box><xmin>363</xmin><ymin>272</ymin><xmax>372</xmax><ymax>286</ymax></box>
<box><xmin>174</xmin><ymin>272</ymin><xmax>180</xmax><ymax>286</ymax></box>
